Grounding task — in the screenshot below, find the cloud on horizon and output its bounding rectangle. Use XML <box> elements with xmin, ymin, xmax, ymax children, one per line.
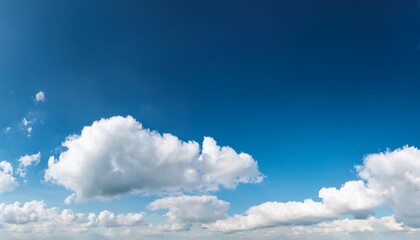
<box><xmin>207</xmin><ymin>146</ymin><xmax>420</xmax><ymax>232</ymax></box>
<box><xmin>2</xmin><ymin>138</ymin><xmax>420</xmax><ymax>239</ymax></box>
<box><xmin>148</xmin><ymin>195</ymin><xmax>229</xmax><ymax>230</ymax></box>
<box><xmin>40</xmin><ymin>115</ymin><xmax>420</xmax><ymax>234</ymax></box>
<box><xmin>0</xmin><ymin>200</ymin><xmax>144</xmax><ymax>234</ymax></box>
<box><xmin>5</xmin><ymin>114</ymin><xmax>420</xmax><ymax>238</ymax></box>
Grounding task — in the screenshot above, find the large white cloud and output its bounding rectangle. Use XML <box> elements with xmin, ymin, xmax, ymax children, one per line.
<box><xmin>147</xmin><ymin>195</ymin><xmax>229</xmax><ymax>230</ymax></box>
<box><xmin>44</xmin><ymin>116</ymin><xmax>262</xmax><ymax>201</ymax></box>
<box><xmin>357</xmin><ymin>146</ymin><xmax>420</xmax><ymax>227</ymax></box>
<box><xmin>0</xmin><ymin>161</ymin><xmax>18</xmax><ymax>193</ymax></box>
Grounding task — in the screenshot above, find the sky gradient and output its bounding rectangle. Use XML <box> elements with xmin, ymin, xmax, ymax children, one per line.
<box><xmin>1</xmin><ymin>0</ymin><xmax>420</xmax><ymax>239</ymax></box>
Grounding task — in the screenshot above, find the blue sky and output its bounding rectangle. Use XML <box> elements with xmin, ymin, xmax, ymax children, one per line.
<box><xmin>1</xmin><ymin>0</ymin><xmax>420</xmax><ymax>239</ymax></box>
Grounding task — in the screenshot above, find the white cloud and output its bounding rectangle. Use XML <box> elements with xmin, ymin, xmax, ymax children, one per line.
<box><xmin>207</xmin><ymin>181</ymin><xmax>379</xmax><ymax>232</ymax></box>
<box><xmin>3</xmin><ymin>127</ymin><xmax>11</xmax><ymax>134</ymax></box>
<box><xmin>357</xmin><ymin>146</ymin><xmax>420</xmax><ymax>227</ymax></box>
<box><xmin>27</xmin><ymin>127</ymin><xmax>32</xmax><ymax>136</ymax></box>
<box><xmin>198</xmin><ymin>137</ymin><xmax>263</xmax><ymax>190</ymax></box>
<box><xmin>0</xmin><ymin>161</ymin><xmax>18</xmax><ymax>193</ymax></box>
<box><xmin>97</xmin><ymin>210</ymin><xmax>144</xmax><ymax>227</ymax></box>
<box><xmin>208</xmin><ymin>199</ymin><xmax>334</xmax><ymax>232</ymax></box>
<box><xmin>44</xmin><ymin>116</ymin><xmax>262</xmax><ymax>201</ymax></box>
<box><xmin>202</xmin><ymin>216</ymin><xmax>409</xmax><ymax>239</ymax></box>
<box><xmin>19</xmin><ymin>152</ymin><xmax>41</xmax><ymax>168</ymax></box>
<box><xmin>0</xmin><ymin>200</ymin><xmax>56</xmax><ymax>224</ymax></box>
<box><xmin>147</xmin><ymin>195</ymin><xmax>229</xmax><ymax>230</ymax></box>
<box><xmin>0</xmin><ymin>200</ymin><xmax>144</xmax><ymax>234</ymax></box>
<box><xmin>379</xmin><ymin>215</ymin><xmax>406</xmax><ymax>232</ymax></box>
<box><xmin>35</xmin><ymin>91</ymin><xmax>45</xmax><ymax>102</ymax></box>
<box><xmin>319</xmin><ymin>180</ymin><xmax>380</xmax><ymax>218</ymax></box>
<box><xmin>17</xmin><ymin>152</ymin><xmax>41</xmax><ymax>177</ymax></box>
<box><xmin>21</xmin><ymin>117</ymin><xmax>35</xmax><ymax>137</ymax></box>
<box><xmin>291</xmin><ymin>218</ymin><xmax>374</xmax><ymax>236</ymax></box>
<box><xmin>291</xmin><ymin>216</ymin><xmax>404</xmax><ymax>236</ymax></box>
<box><xmin>64</xmin><ymin>193</ymin><xmax>76</xmax><ymax>205</ymax></box>
<box><xmin>208</xmin><ymin>146</ymin><xmax>420</xmax><ymax>232</ymax></box>
<box><xmin>21</xmin><ymin>118</ymin><xmax>30</xmax><ymax>127</ymax></box>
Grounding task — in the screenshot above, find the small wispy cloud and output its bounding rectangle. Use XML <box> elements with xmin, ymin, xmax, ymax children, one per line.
<box><xmin>35</xmin><ymin>91</ymin><xmax>46</xmax><ymax>102</ymax></box>
<box><xmin>21</xmin><ymin>117</ymin><xmax>35</xmax><ymax>137</ymax></box>
<box><xmin>17</xmin><ymin>152</ymin><xmax>41</xmax><ymax>177</ymax></box>
<box><xmin>3</xmin><ymin>127</ymin><xmax>11</xmax><ymax>134</ymax></box>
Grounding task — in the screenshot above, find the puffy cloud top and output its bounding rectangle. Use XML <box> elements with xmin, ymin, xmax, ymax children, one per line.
<box><xmin>0</xmin><ymin>200</ymin><xmax>144</xmax><ymax>234</ymax></box>
<box><xmin>357</xmin><ymin>146</ymin><xmax>420</xmax><ymax>227</ymax></box>
<box><xmin>97</xmin><ymin>210</ymin><xmax>144</xmax><ymax>227</ymax></box>
<box><xmin>319</xmin><ymin>180</ymin><xmax>379</xmax><ymax>219</ymax></box>
<box><xmin>0</xmin><ymin>200</ymin><xmax>56</xmax><ymax>224</ymax></box>
<box><xmin>45</xmin><ymin>116</ymin><xmax>263</xmax><ymax>201</ymax></box>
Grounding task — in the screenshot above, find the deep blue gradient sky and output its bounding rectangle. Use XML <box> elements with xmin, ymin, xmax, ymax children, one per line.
<box><xmin>1</xmin><ymin>0</ymin><xmax>420</xmax><ymax>216</ymax></box>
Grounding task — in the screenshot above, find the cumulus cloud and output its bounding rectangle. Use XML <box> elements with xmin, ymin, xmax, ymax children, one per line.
<box><xmin>207</xmin><ymin>180</ymin><xmax>379</xmax><ymax>232</ymax></box>
<box><xmin>35</xmin><ymin>91</ymin><xmax>45</xmax><ymax>102</ymax></box>
<box><xmin>0</xmin><ymin>161</ymin><xmax>18</xmax><ymax>193</ymax></box>
<box><xmin>44</xmin><ymin>116</ymin><xmax>262</xmax><ymax>201</ymax></box>
<box><xmin>208</xmin><ymin>199</ymin><xmax>332</xmax><ymax>232</ymax></box>
<box><xmin>97</xmin><ymin>210</ymin><xmax>144</xmax><ymax>227</ymax></box>
<box><xmin>318</xmin><ymin>180</ymin><xmax>379</xmax><ymax>219</ymax></box>
<box><xmin>208</xmin><ymin>146</ymin><xmax>420</xmax><ymax>232</ymax></box>
<box><xmin>357</xmin><ymin>146</ymin><xmax>420</xmax><ymax>227</ymax></box>
<box><xmin>17</xmin><ymin>152</ymin><xmax>41</xmax><ymax>177</ymax></box>
<box><xmin>148</xmin><ymin>195</ymin><xmax>229</xmax><ymax>230</ymax></box>
<box><xmin>198</xmin><ymin>137</ymin><xmax>262</xmax><ymax>190</ymax></box>
<box><xmin>0</xmin><ymin>200</ymin><xmax>144</xmax><ymax>234</ymax></box>
<box><xmin>0</xmin><ymin>200</ymin><xmax>56</xmax><ymax>225</ymax></box>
